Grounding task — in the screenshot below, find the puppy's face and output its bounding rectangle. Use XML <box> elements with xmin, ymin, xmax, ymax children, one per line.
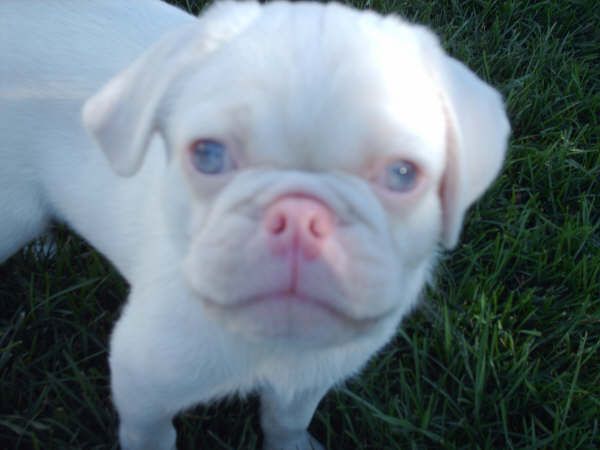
<box><xmin>166</xmin><ymin>6</ymin><xmax>444</xmax><ymax>346</ymax></box>
<box><xmin>84</xmin><ymin>1</ymin><xmax>509</xmax><ymax>347</ymax></box>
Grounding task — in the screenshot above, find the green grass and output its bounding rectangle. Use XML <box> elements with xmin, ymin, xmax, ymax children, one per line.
<box><xmin>1</xmin><ymin>0</ymin><xmax>599</xmax><ymax>449</ymax></box>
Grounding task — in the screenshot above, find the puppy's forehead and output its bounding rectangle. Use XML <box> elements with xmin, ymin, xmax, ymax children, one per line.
<box><xmin>173</xmin><ymin>2</ymin><xmax>445</xmax><ymax>172</ymax></box>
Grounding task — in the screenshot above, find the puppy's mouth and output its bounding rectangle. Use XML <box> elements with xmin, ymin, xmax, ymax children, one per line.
<box><xmin>200</xmin><ymin>291</ymin><xmax>383</xmax><ymax>342</ymax></box>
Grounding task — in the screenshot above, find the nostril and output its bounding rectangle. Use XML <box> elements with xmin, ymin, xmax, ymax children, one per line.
<box><xmin>309</xmin><ymin>216</ymin><xmax>327</xmax><ymax>239</ymax></box>
<box><xmin>267</xmin><ymin>213</ymin><xmax>287</xmax><ymax>235</ymax></box>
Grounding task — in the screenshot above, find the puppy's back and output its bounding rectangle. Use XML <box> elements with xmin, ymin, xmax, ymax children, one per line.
<box><xmin>0</xmin><ymin>0</ymin><xmax>194</xmax><ymax>99</ymax></box>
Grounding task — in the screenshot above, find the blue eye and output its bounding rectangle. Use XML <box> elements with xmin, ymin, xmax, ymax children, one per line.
<box><xmin>384</xmin><ymin>160</ymin><xmax>418</xmax><ymax>192</ymax></box>
<box><xmin>190</xmin><ymin>140</ymin><xmax>232</xmax><ymax>174</ymax></box>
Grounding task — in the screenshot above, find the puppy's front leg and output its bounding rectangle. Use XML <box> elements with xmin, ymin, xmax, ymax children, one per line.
<box><xmin>260</xmin><ymin>384</ymin><xmax>327</xmax><ymax>450</ymax></box>
<box><xmin>109</xmin><ymin>307</ymin><xmax>179</xmax><ymax>450</ymax></box>
<box><xmin>111</xmin><ymin>353</ymin><xmax>177</xmax><ymax>450</ymax></box>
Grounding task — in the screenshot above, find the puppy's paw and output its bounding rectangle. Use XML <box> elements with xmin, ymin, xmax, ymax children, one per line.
<box><xmin>263</xmin><ymin>431</ymin><xmax>325</xmax><ymax>450</ymax></box>
<box><xmin>118</xmin><ymin>419</ymin><xmax>176</xmax><ymax>450</ymax></box>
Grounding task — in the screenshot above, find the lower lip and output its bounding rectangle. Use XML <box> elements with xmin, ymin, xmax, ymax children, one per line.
<box><xmin>203</xmin><ymin>292</ymin><xmax>378</xmax><ymax>331</ymax></box>
<box><xmin>251</xmin><ymin>292</ymin><xmax>345</xmax><ymax>317</ymax></box>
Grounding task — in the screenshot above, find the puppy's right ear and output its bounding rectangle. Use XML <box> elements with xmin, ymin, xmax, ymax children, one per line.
<box><xmin>82</xmin><ymin>1</ymin><xmax>261</xmax><ymax>176</ymax></box>
<box><xmin>82</xmin><ymin>24</ymin><xmax>200</xmax><ymax>176</ymax></box>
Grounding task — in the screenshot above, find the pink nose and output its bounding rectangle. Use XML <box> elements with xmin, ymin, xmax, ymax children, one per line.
<box><xmin>264</xmin><ymin>195</ymin><xmax>334</xmax><ymax>259</ymax></box>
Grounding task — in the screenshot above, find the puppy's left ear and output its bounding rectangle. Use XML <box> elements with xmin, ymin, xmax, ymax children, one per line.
<box><xmin>83</xmin><ymin>1</ymin><xmax>261</xmax><ymax>176</ymax></box>
<box><xmin>415</xmin><ymin>28</ymin><xmax>511</xmax><ymax>249</ymax></box>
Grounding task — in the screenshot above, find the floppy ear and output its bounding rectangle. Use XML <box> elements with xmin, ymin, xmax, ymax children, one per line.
<box><xmin>82</xmin><ymin>24</ymin><xmax>201</xmax><ymax>176</ymax></box>
<box><xmin>415</xmin><ymin>28</ymin><xmax>510</xmax><ymax>249</ymax></box>
<box><xmin>82</xmin><ymin>0</ymin><xmax>261</xmax><ymax>176</ymax></box>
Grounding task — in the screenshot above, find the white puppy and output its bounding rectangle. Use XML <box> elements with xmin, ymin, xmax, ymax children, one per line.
<box><xmin>0</xmin><ymin>1</ymin><xmax>510</xmax><ymax>449</ymax></box>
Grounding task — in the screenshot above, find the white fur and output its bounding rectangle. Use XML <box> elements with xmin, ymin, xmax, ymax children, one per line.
<box><xmin>0</xmin><ymin>1</ymin><xmax>510</xmax><ymax>449</ymax></box>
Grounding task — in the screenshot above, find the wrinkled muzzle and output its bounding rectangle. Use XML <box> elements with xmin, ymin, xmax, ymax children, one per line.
<box><xmin>181</xmin><ymin>170</ymin><xmax>415</xmax><ymax>347</ymax></box>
